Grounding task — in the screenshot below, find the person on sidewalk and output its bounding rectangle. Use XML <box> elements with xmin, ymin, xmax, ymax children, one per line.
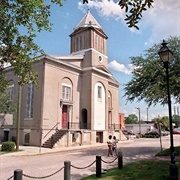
<box><xmin>112</xmin><ymin>136</ymin><xmax>118</xmax><ymax>156</ymax></box>
<box><xmin>107</xmin><ymin>135</ymin><xmax>113</xmax><ymax>156</ymax></box>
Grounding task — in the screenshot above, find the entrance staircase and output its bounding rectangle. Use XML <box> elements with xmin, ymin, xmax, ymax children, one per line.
<box><xmin>42</xmin><ymin>129</ymin><xmax>68</xmax><ymax>148</ymax></box>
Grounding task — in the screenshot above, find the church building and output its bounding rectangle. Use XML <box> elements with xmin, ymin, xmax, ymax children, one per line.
<box><xmin>2</xmin><ymin>10</ymin><xmax>125</xmax><ymax>147</ymax></box>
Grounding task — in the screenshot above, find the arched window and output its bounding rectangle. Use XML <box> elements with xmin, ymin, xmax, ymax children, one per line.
<box><xmin>62</xmin><ymin>78</ymin><xmax>73</xmax><ymax>101</ymax></box>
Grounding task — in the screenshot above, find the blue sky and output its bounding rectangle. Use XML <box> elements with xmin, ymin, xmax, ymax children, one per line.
<box><xmin>35</xmin><ymin>0</ymin><xmax>179</xmax><ymax>120</ymax></box>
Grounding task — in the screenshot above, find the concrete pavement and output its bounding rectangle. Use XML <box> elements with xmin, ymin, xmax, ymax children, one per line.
<box><xmin>1</xmin><ymin>139</ymin><xmax>133</xmax><ymax>157</ymax></box>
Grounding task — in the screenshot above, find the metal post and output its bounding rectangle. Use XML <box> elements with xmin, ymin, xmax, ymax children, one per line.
<box><xmin>138</xmin><ymin>109</ymin><xmax>141</xmax><ymax>135</ymax></box>
<box><xmin>14</xmin><ymin>169</ymin><xmax>22</xmax><ymax>180</ymax></box>
<box><xmin>165</xmin><ymin>65</ymin><xmax>179</xmax><ymax>179</ymax></box>
<box><xmin>136</xmin><ymin>107</ymin><xmax>141</xmax><ymax>136</ymax></box>
<box><xmin>147</xmin><ymin>107</ymin><xmax>149</xmax><ymax>123</ymax></box>
<box><xmin>165</xmin><ymin>65</ymin><xmax>175</xmax><ymax>165</ymax></box>
<box><xmin>64</xmin><ymin>161</ymin><xmax>71</xmax><ymax>180</ymax></box>
<box><xmin>16</xmin><ymin>85</ymin><xmax>22</xmax><ymax>151</ymax></box>
<box><xmin>96</xmin><ymin>156</ymin><xmax>101</xmax><ymax>178</ymax></box>
<box><xmin>118</xmin><ymin>151</ymin><xmax>123</xmax><ymax>169</ymax></box>
<box><xmin>169</xmin><ymin>164</ymin><xmax>179</xmax><ymax>180</ymax></box>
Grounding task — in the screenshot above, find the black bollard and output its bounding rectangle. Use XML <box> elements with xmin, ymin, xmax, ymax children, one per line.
<box><xmin>96</xmin><ymin>156</ymin><xmax>101</xmax><ymax>178</ymax></box>
<box><xmin>14</xmin><ymin>169</ymin><xmax>22</xmax><ymax>180</ymax></box>
<box><xmin>118</xmin><ymin>151</ymin><xmax>123</xmax><ymax>169</ymax></box>
<box><xmin>169</xmin><ymin>164</ymin><xmax>179</xmax><ymax>180</ymax></box>
<box><xmin>64</xmin><ymin>161</ymin><xmax>71</xmax><ymax>180</ymax></box>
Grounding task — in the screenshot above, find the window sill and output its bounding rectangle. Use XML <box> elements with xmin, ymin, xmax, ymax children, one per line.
<box><xmin>24</xmin><ymin>118</ymin><xmax>33</xmax><ymax>121</ymax></box>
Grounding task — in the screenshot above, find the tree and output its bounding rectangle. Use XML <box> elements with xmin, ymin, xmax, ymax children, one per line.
<box><xmin>154</xmin><ymin>116</ymin><xmax>169</xmax><ymax>131</ymax></box>
<box><xmin>83</xmin><ymin>0</ymin><xmax>154</xmax><ymax>30</ymax></box>
<box><xmin>172</xmin><ymin>114</ymin><xmax>180</xmax><ymax>127</ymax></box>
<box><xmin>124</xmin><ymin>36</ymin><xmax>180</xmax><ymax>107</ymax></box>
<box><xmin>0</xmin><ymin>90</ymin><xmax>16</xmax><ymax>128</ymax></box>
<box><xmin>0</xmin><ymin>0</ymin><xmax>63</xmax><ymax>89</ymax></box>
<box><xmin>0</xmin><ymin>0</ymin><xmax>154</xmax><ymax>93</ymax></box>
<box><xmin>125</xmin><ymin>114</ymin><xmax>138</xmax><ymax>124</ymax></box>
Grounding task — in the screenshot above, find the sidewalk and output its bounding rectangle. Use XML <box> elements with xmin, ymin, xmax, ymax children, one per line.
<box><xmin>1</xmin><ymin>139</ymin><xmax>133</xmax><ymax>156</ymax></box>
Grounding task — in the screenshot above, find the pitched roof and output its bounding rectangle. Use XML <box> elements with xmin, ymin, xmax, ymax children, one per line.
<box><xmin>75</xmin><ymin>9</ymin><xmax>102</xmax><ymax>30</ymax></box>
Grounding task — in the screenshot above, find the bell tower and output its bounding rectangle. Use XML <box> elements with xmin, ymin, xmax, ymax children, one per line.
<box><xmin>69</xmin><ymin>10</ymin><xmax>108</xmax><ymax>68</ymax></box>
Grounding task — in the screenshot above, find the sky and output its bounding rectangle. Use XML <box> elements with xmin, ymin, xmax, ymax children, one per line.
<box><xmin>35</xmin><ymin>0</ymin><xmax>180</xmax><ymax>121</ymax></box>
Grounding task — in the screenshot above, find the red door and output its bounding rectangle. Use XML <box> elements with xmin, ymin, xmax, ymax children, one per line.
<box><xmin>62</xmin><ymin>105</ymin><xmax>68</xmax><ymax>128</ymax></box>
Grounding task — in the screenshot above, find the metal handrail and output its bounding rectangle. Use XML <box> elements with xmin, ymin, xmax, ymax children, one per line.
<box><xmin>43</xmin><ymin>122</ymin><xmax>59</xmax><ymax>139</ymax></box>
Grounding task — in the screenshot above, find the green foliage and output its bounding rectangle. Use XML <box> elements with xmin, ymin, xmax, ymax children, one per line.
<box><xmin>156</xmin><ymin>146</ymin><xmax>180</xmax><ymax>156</ymax></box>
<box><xmin>1</xmin><ymin>141</ymin><xmax>16</xmax><ymax>151</ymax></box>
<box><xmin>125</xmin><ymin>114</ymin><xmax>138</xmax><ymax>124</ymax></box>
<box><xmin>0</xmin><ymin>0</ymin><xmax>154</xmax><ymax>93</ymax></box>
<box><xmin>154</xmin><ymin>116</ymin><xmax>170</xmax><ymax>131</ymax></box>
<box><xmin>0</xmin><ymin>92</ymin><xmax>15</xmax><ymax>114</ymax></box>
<box><xmin>172</xmin><ymin>114</ymin><xmax>180</xmax><ymax>127</ymax></box>
<box><xmin>0</xmin><ymin>0</ymin><xmax>64</xmax><ymax>92</ymax></box>
<box><xmin>124</xmin><ymin>36</ymin><xmax>180</xmax><ymax>107</ymax></box>
<box><xmin>82</xmin><ymin>160</ymin><xmax>179</xmax><ymax>180</ymax></box>
<box><xmin>83</xmin><ymin>0</ymin><xmax>154</xmax><ymax>30</ymax></box>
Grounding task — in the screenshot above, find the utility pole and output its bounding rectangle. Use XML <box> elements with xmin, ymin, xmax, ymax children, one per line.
<box><xmin>16</xmin><ymin>84</ymin><xmax>22</xmax><ymax>151</ymax></box>
<box><xmin>136</xmin><ymin>107</ymin><xmax>141</xmax><ymax>136</ymax></box>
<box><xmin>147</xmin><ymin>107</ymin><xmax>149</xmax><ymax>123</ymax></box>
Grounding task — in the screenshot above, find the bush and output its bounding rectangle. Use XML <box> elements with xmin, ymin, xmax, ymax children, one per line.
<box><xmin>1</xmin><ymin>141</ymin><xmax>16</xmax><ymax>151</ymax></box>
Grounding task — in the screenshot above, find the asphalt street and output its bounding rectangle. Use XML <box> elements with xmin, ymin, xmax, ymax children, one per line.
<box><xmin>0</xmin><ymin>135</ymin><xmax>179</xmax><ymax>180</ymax></box>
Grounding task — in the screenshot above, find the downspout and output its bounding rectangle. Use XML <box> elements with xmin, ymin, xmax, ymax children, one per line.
<box><xmin>39</xmin><ymin>59</ymin><xmax>45</xmax><ymax>153</ymax></box>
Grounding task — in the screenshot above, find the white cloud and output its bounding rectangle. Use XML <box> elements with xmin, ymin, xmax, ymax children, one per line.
<box><xmin>141</xmin><ymin>0</ymin><xmax>180</xmax><ymax>45</ymax></box>
<box><xmin>108</xmin><ymin>60</ymin><xmax>133</xmax><ymax>74</ymax></box>
<box><xmin>78</xmin><ymin>0</ymin><xmax>125</xmax><ymax>22</ymax></box>
<box><xmin>119</xmin><ymin>105</ymin><xmax>127</xmax><ymax>114</ymax></box>
<box><xmin>78</xmin><ymin>0</ymin><xmax>180</xmax><ymax>45</ymax></box>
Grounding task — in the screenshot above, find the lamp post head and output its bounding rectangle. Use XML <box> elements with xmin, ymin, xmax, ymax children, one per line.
<box><xmin>158</xmin><ymin>40</ymin><xmax>173</xmax><ymax>64</ymax></box>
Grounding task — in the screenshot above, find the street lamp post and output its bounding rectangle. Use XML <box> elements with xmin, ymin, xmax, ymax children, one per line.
<box><xmin>147</xmin><ymin>107</ymin><xmax>149</xmax><ymax>123</ymax></box>
<box><xmin>135</xmin><ymin>107</ymin><xmax>141</xmax><ymax>136</ymax></box>
<box><xmin>158</xmin><ymin>40</ymin><xmax>178</xmax><ymax>179</ymax></box>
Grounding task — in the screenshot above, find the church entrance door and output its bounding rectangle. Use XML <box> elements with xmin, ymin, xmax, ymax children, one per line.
<box><xmin>62</xmin><ymin>105</ymin><xmax>68</xmax><ymax>128</ymax></box>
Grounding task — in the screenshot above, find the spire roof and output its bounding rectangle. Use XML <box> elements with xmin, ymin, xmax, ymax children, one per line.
<box><xmin>75</xmin><ymin>9</ymin><xmax>102</xmax><ymax>30</ymax></box>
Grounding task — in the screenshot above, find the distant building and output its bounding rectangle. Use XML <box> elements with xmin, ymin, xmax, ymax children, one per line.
<box><xmin>119</xmin><ymin>113</ymin><xmax>125</xmax><ymax>130</ymax></box>
<box><xmin>1</xmin><ymin>10</ymin><xmax>126</xmax><ymax>147</ymax></box>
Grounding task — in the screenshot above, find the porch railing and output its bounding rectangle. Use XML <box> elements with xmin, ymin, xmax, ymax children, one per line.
<box><xmin>66</xmin><ymin>122</ymin><xmax>121</xmax><ymax>131</ymax></box>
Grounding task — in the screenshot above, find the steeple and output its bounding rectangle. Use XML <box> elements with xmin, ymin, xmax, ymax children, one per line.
<box><xmin>70</xmin><ymin>9</ymin><xmax>108</xmax><ymax>67</ymax></box>
<box><xmin>75</xmin><ymin>9</ymin><xmax>102</xmax><ymax>30</ymax></box>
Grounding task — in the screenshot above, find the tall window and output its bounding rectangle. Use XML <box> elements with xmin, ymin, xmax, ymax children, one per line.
<box><xmin>26</xmin><ymin>83</ymin><xmax>34</xmax><ymax>118</ymax></box>
<box><xmin>7</xmin><ymin>84</ymin><xmax>14</xmax><ymax>101</ymax></box>
<box><xmin>76</xmin><ymin>37</ymin><xmax>79</xmax><ymax>51</ymax></box>
<box><xmin>62</xmin><ymin>86</ymin><xmax>71</xmax><ymax>101</ymax></box>
<box><xmin>108</xmin><ymin>92</ymin><xmax>112</xmax><ymax>108</ymax></box>
<box><xmin>98</xmin><ymin>86</ymin><xmax>102</xmax><ymax>100</ymax></box>
<box><xmin>80</xmin><ymin>36</ymin><xmax>82</xmax><ymax>50</ymax></box>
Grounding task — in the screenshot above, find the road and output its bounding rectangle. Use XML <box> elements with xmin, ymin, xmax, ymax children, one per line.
<box><xmin>0</xmin><ymin>135</ymin><xmax>179</xmax><ymax>180</ymax></box>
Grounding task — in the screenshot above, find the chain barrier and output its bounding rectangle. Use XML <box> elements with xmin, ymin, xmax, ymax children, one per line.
<box><xmin>22</xmin><ymin>166</ymin><xmax>64</xmax><ymax>179</ymax></box>
<box><xmin>7</xmin><ymin>175</ymin><xmax>13</xmax><ymax>180</ymax></box>
<box><xmin>71</xmin><ymin>160</ymin><xmax>96</xmax><ymax>169</ymax></box>
<box><xmin>7</xmin><ymin>155</ymin><xmax>119</xmax><ymax>179</ymax></box>
<box><xmin>101</xmin><ymin>156</ymin><xmax>118</xmax><ymax>164</ymax></box>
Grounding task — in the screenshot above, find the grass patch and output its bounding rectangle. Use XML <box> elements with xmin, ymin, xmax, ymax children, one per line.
<box><xmin>81</xmin><ymin>160</ymin><xmax>180</xmax><ymax>180</ymax></box>
<box><xmin>156</xmin><ymin>146</ymin><xmax>180</xmax><ymax>156</ymax></box>
<box><xmin>0</xmin><ymin>147</ymin><xmax>23</xmax><ymax>155</ymax></box>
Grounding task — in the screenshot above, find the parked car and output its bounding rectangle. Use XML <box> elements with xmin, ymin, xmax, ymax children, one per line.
<box><xmin>173</xmin><ymin>128</ymin><xmax>180</xmax><ymax>134</ymax></box>
<box><xmin>127</xmin><ymin>130</ymin><xmax>135</xmax><ymax>135</ymax></box>
<box><xmin>143</xmin><ymin>131</ymin><xmax>160</xmax><ymax>138</ymax></box>
<box><xmin>161</xmin><ymin>130</ymin><xmax>169</xmax><ymax>136</ymax></box>
<box><xmin>122</xmin><ymin>130</ymin><xmax>135</xmax><ymax>135</ymax></box>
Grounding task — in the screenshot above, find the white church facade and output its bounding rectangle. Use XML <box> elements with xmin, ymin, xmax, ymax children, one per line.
<box><xmin>2</xmin><ymin>10</ymin><xmax>125</xmax><ymax>147</ymax></box>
